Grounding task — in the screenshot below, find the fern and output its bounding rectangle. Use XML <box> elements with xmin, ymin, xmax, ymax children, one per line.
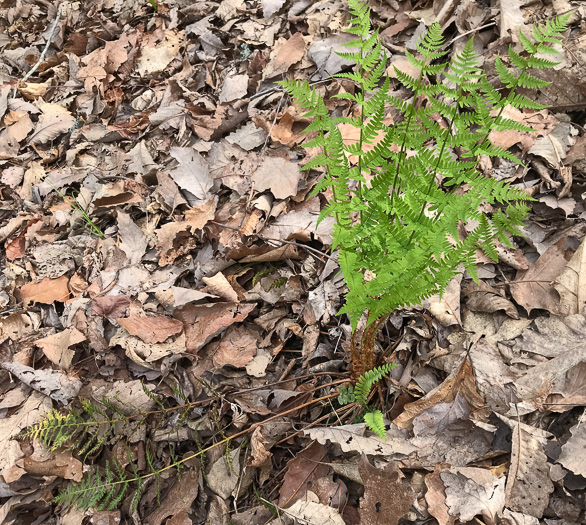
<box><xmin>279</xmin><ymin>2</ymin><xmax>571</xmax><ymax>330</ymax></box>
<box><xmin>339</xmin><ymin>362</ymin><xmax>398</xmax><ymax>439</ymax></box>
<box><xmin>20</xmin><ymin>396</ymin><xmax>165</xmax><ymax>511</ymax></box>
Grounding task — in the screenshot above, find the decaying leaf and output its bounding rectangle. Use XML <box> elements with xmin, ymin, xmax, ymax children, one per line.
<box><xmin>558</xmin><ymin>418</ymin><xmax>586</xmax><ymax>478</ymax></box>
<box><xmin>442</xmin><ymin>466</ymin><xmax>505</xmax><ymax>524</ymax></box>
<box><xmin>305</xmin><ymin>424</ymin><xmax>416</xmax><ymax>457</ymax></box>
<box><xmin>0</xmin><ymin>362</ymin><xmax>82</xmax><ymax>405</ymax></box>
<box><xmin>359</xmin><ymin>456</ymin><xmax>415</xmax><ymax>525</ymax></box>
<box><xmin>282</xmin><ymin>500</ymin><xmax>345</xmax><ymax>525</ymax></box>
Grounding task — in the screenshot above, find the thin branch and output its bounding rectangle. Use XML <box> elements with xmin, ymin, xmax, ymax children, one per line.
<box><xmin>12</xmin><ymin>4</ymin><xmax>63</xmax><ymax>98</ymax></box>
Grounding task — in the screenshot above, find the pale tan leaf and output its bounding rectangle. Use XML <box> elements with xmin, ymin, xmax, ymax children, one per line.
<box><xmin>29</xmin><ymin>113</ymin><xmax>76</xmax><ymax>144</ymax></box>
<box><xmin>558</xmin><ymin>419</ymin><xmax>586</xmax><ymax>478</ymax></box>
<box><xmin>553</xmin><ymin>239</ymin><xmax>586</xmax><ymax>315</ymax></box>
<box><xmin>34</xmin><ymin>327</ymin><xmax>85</xmax><ymax>370</ymax></box>
<box><xmin>305</xmin><ymin>424</ymin><xmax>416</xmax><ymax>457</ymax></box>
<box><xmin>252</xmin><ymin>156</ymin><xmax>302</xmax><ymax>200</ymax></box>
<box><xmin>283</xmin><ymin>500</ymin><xmax>345</xmax><ymax>525</ymax></box>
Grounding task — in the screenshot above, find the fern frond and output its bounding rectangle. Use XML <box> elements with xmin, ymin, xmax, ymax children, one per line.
<box><xmin>364</xmin><ymin>410</ymin><xmax>386</xmax><ymax>439</ymax></box>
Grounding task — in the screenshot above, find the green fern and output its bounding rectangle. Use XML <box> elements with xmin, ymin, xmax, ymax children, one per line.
<box><xmin>280</xmin><ymin>1</ymin><xmax>571</xmax><ymax>329</ymax></box>
<box><xmin>338</xmin><ymin>362</ymin><xmax>398</xmax><ymax>439</ymax></box>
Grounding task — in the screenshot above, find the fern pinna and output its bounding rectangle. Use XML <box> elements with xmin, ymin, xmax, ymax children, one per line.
<box><xmin>280</xmin><ymin>2</ymin><xmax>570</xmax><ymax>330</ymax></box>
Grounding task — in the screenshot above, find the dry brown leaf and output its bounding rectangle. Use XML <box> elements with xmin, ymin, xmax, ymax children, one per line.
<box><xmin>394</xmin><ymin>359</ymin><xmax>488</xmax><ymax>429</ymax></box>
<box><xmin>499</xmin><ymin>0</ymin><xmax>525</xmax><ymax>41</ymax></box>
<box><xmin>144</xmin><ymin>468</ymin><xmax>199</xmax><ymax>525</ymax></box>
<box><xmin>546</xmin><ymin>361</ymin><xmax>586</xmax><ymax>411</ymax></box>
<box><xmin>504</xmin><ymin>420</ymin><xmax>553</xmax><ymax>517</ymax></box>
<box><xmin>117</xmin><ymin>210</ymin><xmax>148</xmax><ymax>266</ymax></box>
<box><xmin>22</xmin><ymin>450</ymin><xmax>83</xmax><ymax>482</ymax></box>
<box><xmin>283</xmin><ymin>500</ymin><xmax>345</xmax><ymax>525</ymax></box>
<box><xmin>34</xmin><ymin>327</ymin><xmax>85</xmax><ymax>370</ymax></box>
<box><xmin>489</xmin><ymin>108</ymin><xmax>556</xmax><ymax>153</ymax></box>
<box><xmin>248</xmin><ymin>426</ymin><xmax>272</xmax><ymax>468</ymax></box>
<box><xmin>116</xmin><ymin>316</ymin><xmax>184</xmax><ymax>344</ymax></box>
<box><xmin>305</xmin><ymin>424</ymin><xmax>416</xmax><ymax>457</ymax></box>
<box><xmin>464</xmin><ymin>281</ymin><xmax>519</xmax><ymax>319</ymax></box>
<box><xmin>510</xmin><ymin>237</ymin><xmax>569</xmax><ymax>314</ymax></box>
<box><xmin>252</xmin><ymin>156</ymin><xmax>302</xmax><ymax>200</ymax></box>
<box><xmin>169</xmin><ymin>147</ymin><xmax>213</xmax><ymax>202</ymax></box>
<box><xmin>265</xmin><ymin>32</ymin><xmax>306</xmax><ymax>78</ymax></box>
<box><xmin>425</xmin><ymin>465</ymin><xmax>455</xmax><ymax>525</ymax></box>
<box><xmin>0</xmin><ymin>111</ymin><xmax>33</xmax><ymax>159</ymax></box>
<box><xmin>202</xmin><ymin>272</ymin><xmax>239</xmax><ymax>302</ymax></box>
<box><xmin>184</xmin><ymin>198</ymin><xmax>217</xmax><ymax>229</ymax></box>
<box><xmin>175</xmin><ymin>302</ymin><xmax>256</xmax><ymax>353</ymax></box>
<box><xmin>0</xmin><ymin>362</ymin><xmax>82</xmax><ymax>405</ymax></box>
<box><xmin>92</xmin><ymin>295</ymin><xmax>131</xmax><ymax>319</ymax></box>
<box><xmin>213</xmin><ymin>325</ymin><xmax>258</xmax><ymax>368</ymax></box>
<box><xmin>441</xmin><ymin>466</ymin><xmax>505</xmax><ymax>524</ymax></box>
<box><xmin>359</xmin><ymin>456</ymin><xmax>415</xmax><ymax>525</ymax></box>
<box><xmin>219</xmin><ymin>74</ymin><xmax>249</xmax><ymax>103</ymax></box>
<box><xmin>21</xmin><ymin>275</ymin><xmax>70</xmax><ymax>305</ymax></box>
<box><xmin>558</xmin><ymin>419</ymin><xmax>586</xmax><ymax>478</ymax></box>
<box><xmin>278</xmin><ymin>442</ymin><xmax>330</xmax><ymax>507</ymax></box>
<box><xmin>553</xmin><ymin>238</ymin><xmax>586</xmax><ymax>315</ymax></box>
<box><xmin>29</xmin><ymin>112</ymin><xmax>76</xmax><ymax>145</ymax></box>
<box><xmin>136</xmin><ymin>29</ymin><xmax>184</xmax><ymax>76</ymax></box>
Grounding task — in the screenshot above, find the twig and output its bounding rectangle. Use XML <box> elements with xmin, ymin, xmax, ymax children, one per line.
<box><xmin>263</xmin><ymin>237</ymin><xmax>337</xmax><ymax>262</ymax></box>
<box><xmin>445</xmin><ymin>21</ymin><xmax>496</xmax><ymax>47</ymax></box>
<box><xmin>12</xmin><ymin>4</ymin><xmax>63</xmax><ymax>98</ymax></box>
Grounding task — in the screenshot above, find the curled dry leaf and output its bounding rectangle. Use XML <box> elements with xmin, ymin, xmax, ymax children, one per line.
<box><xmin>464</xmin><ymin>281</ymin><xmax>519</xmax><ymax>319</ymax></box>
<box><xmin>0</xmin><ymin>362</ymin><xmax>82</xmax><ymax>405</ymax></box>
<box><xmin>394</xmin><ymin>358</ymin><xmax>488</xmax><ymax>429</ymax></box>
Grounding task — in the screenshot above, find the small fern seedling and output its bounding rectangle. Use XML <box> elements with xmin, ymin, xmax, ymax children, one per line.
<box><xmin>280</xmin><ymin>2</ymin><xmax>570</xmax><ymax>329</ymax></box>
<box><xmin>338</xmin><ymin>362</ymin><xmax>398</xmax><ymax>439</ymax></box>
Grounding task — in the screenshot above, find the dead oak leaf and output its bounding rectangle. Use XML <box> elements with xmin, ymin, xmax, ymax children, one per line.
<box><xmin>359</xmin><ymin>456</ymin><xmax>415</xmax><ymax>525</ymax></box>
<box><xmin>117</xmin><ymin>316</ymin><xmax>184</xmax><ymax>344</ymax></box>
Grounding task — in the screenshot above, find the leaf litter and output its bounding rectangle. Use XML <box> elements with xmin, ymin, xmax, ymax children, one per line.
<box><xmin>0</xmin><ymin>0</ymin><xmax>586</xmax><ymax>523</ymax></box>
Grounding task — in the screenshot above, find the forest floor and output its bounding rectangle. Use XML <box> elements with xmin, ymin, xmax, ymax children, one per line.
<box><xmin>1</xmin><ymin>0</ymin><xmax>586</xmax><ymax>524</ymax></box>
